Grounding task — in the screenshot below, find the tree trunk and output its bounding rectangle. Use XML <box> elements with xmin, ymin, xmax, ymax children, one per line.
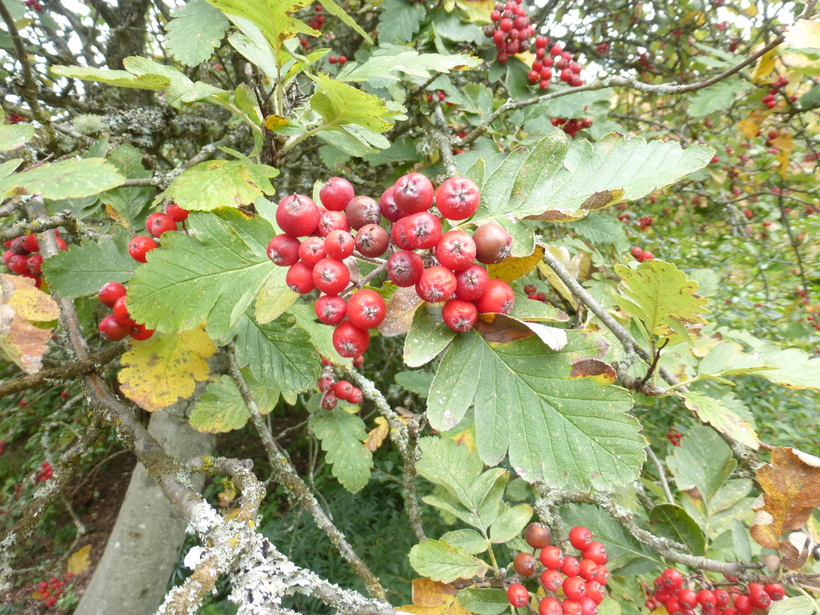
<box><xmin>75</xmin><ymin>409</ymin><xmax>213</xmax><ymax>615</ymax></box>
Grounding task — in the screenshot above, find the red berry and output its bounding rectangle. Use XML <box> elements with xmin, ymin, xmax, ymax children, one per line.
<box><xmin>535</xmin><ymin>35</ymin><xmax>549</xmax><ymax>48</ymax></box>
<box><xmin>346</xmin><ymin>289</ymin><xmax>386</xmax><ymax>330</ymax></box>
<box><xmin>677</xmin><ymin>588</ymin><xmax>698</xmax><ymax>609</ymax></box>
<box><xmin>578</xmin><ymin>559</ymin><xmax>598</xmax><ymax>581</ymax></box>
<box><xmin>541</xmin><ymin>568</ymin><xmax>563</xmax><ymax>592</ymax></box>
<box><xmin>354</xmin><ymin>224</ymin><xmax>389</xmax><ymax>257</ymax></box>
<box><xmin>435</xmin><ymin>176</ymin><xmax>481</xmax><ymax>220</ymax></box>
<box><xmin>324</xmin><ymin>230</ymin><xmax>355</xmax><ymax>260</ymax></box>
<box><xmin>539</xmin><ymin>545</ymin><xmax>563</xmax><ymax>569</ymax></box>
<box><xmin>393</xmin><ymin>172</ymin><xmax>435</xmax><ymax>215</ymax></box>
<box><xmin>320</xmin><ymin>177</ymin><xmax>355</xmax><ymax>211</ymax></box>
<box><xmin>56</xmin><ymin>236</ymin><xmax>67</xmax><ymax>251</ymax></box>
<box><xmin>321</xmin><ymin>392</ymin><xmax>338</xmax><ymax>410</ymax></box>
<box><xmin>569</xmin><ymin>526</ymin><xmax>593</xmax><ymax>550</ymax></box>
<box><xmin>26</xmin><ymin>254</ymin><xmax>43</xmax><ymax>275</ymax></box>
<box><xmin>749</xmin><ymin>590</ymin><xmax>771</xmax><ymax>609</ymax></box>
<box><xmin>318</xmin><ymin>210</ymin><xmax>350</xmax><ymax>237</ymax></box>
<box><xmin>349</xmin><ymin>386</ymin><xmax>363</xmax><ymax>403</ymax></box>
<box><xmin>165</xmin><ymin>202</ymin><xmax>189</xmax><ymax>222</ymax></box>
<box><xmin>112</xmin><ymin>296</ymin><xmax>137</xmax><ymax>327</ymax></box>
<box><xmin>714</xmin><ymin>588</ymin><xmax>730</xmax><ymax>607</ymax></box>
<box><xmin>539</xmin><ymin>596</ymin><xmax>562</xmax><ymax>615</ymax></box>
<box><xmin>561</xmin><ymin>555</ymin><xmax>581</xmax><ymax>577</ymax></box>
<box><xmin>313</xmin><ymin>258</ymin><xmax>350</xmax><ymax>295</ymax></box>
<box><xmin>298</xmin><ymin>236</ymin><xmax>327</xmax><ymax>268</ymax></box>
<box><xmin>630</xmin><ymin>246</ymin><xmax>643</xmax><ymax>258</ymax></box>
<box><xmin>513</xmin><ymin>552</ymin><xmax>538</xmax><ymax>577</ymax></box>
<box><xmin>345</xmin><ymin>196</ymin><xmax>382</xmax><ymax>230</ymax></box>
<box><xmin>475</xmin><ymin>279</ymin><xmax>514</xmax><ymax>314</ymax></box>
<box><xmin>562</xmin><ymin>600</ymin><xmax>582</xmax><ymax>615</ymax></box>
<box><xmin>379</xmin><ymin>186</ymin><xmax>403</xmax><ymax>222</ymax></box>
<box><xmin>7</xmin><ymin>254</ymin><xmax>30</xmax><ymax>275</ymax></box>
<box><xmin>416</xmin><ymin>266</ymin><xmax>457</xmax><ymax>303</ymax></box>
<box><xmin>473</xmin><ymin>222</ymin><xmax>512</xmax><ymax>264</ymax></box>
<box><xmin>286</xmin><ymin>262</ymin><xmax>316</xmax><ymax>294</ymax></box>
<box><xmin>315</xmin><ymin>294</ymin><xmax>347</xmax><ymax>325</ymax></box>
<box><xmin>584</xmin><ymin>580</ymin><xmax>603</xmax><ymax>604</ymax></box>
<box><xmin>388</xmin><ymin>250</ymin><xmax>424</xmax><ymax>287</ymax></box>
<box><xmin>21</xmin><ymin>233</ymin><xmax>39</xmax><ymax>252</ymax></box>
<box><xmin>130</xmin><ymin>324</ymin><xmax>154</xmax><ymax>340</ymax></box>
<box><xmin>661</xmin><ymin>568</ymin><xmax>683</xmax><ymax>590</ymax></box>
<box><xmin>277</xmin><ymin>194</ymin><xmax>321</xmax><ymax>237</ymax></box>
<box><xmin>764</xmin><ymin>584</ymin><xmax>784</xmax><ymax>601</ymax></box>
<box><xmin>733</xmin><ymin>595</ymin><xmax>753</xmax><ymax>615</ymax></box>
<box><xmin>333</xmin><ymin>321</ymin><xmax>370</xmax><ymax>357</ymax></box>
<box><xmin>435</xmin><ymin>230</ymin><xmax>477</xmax><ymax>271</ymax></box>
<box><xmin>525</xmin><ymin>522</ymin><xmax>552</xmax><ymax>549</ymax></box>
<box><xmin>390</xmin><ymin>217</ymin><xmax>413</xmax><ymax>250</ymax></box>
<box><xmin>582</xmin><ymin>542</ymin><xmax>608</xmax><ymax>566</ymax></box>
<box><xmin>145</xmin><ymin>212</ymin><xmax>178</xmax><ymax>237</ymax></box>
<box><xmin>128</xmin><ymin>235</ymin><xmax>158</xmax><ymax>263</ymax></box>
<box><xmin>334</xmin><ymin>380</ymin><xmax>355</xmax><ymax>401</ymax></box>
<box><xmin>98</xmin><ymin>314</ymin><xmax>130</xmax><ymax>341</ymax></box>
<box><xmin>564</xmin><ymin>575</ymin><xmax>586</xmax><ymax>601</ymax></box>
<box><xmin>318</xmin><ymin>376</ymin><xmax>335</xmax><ymax>392</ymax></box>
<box><xmin>455</xmin><ymin>265</ymin><xmax>490</xmax><ymax>301</ymax></box>
<box><xmin>267</xmin><ymin>235</ymin><xmax>301</xmax><ymax>266</ymax></box>
<box><xmin>404</xmin><ymin>211</ymin><xmax>442</xmax><ymax>250</ymax></box>
<box><xmin>697</xmin><ymin>589</ymin><xmax>716</xmax><ymax>608</ymax></box>
<box><xmin>441</xmin><ymin>298</ymin><xmax>478</xmax><ymax>332</ymax></box>
<box><xmin>507</xmin><ymin>583</ymin><xmax>529</xmax><ymax>608</ymax></box>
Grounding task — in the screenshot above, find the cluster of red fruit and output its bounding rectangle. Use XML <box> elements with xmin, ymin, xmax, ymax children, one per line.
<box><xmin>307</xmin><ymin>4</ymin><xmax>323</xmax><ymax>30</ymax></box>
<box><xmin>96</xmin><ymin>281</ymin><xmax>154</xmax><ymax>342</ymax></box>
<box><xmin>317</xmin><ymin>360</ymin><xmax>364</xmax><ymax>410</ymax></box>
<box><xmin>483</xmin><ymin>0</ymin><xmax>536</xmax><ymax>62</ymax></box>
<box><xmin>647</xmin><ymin>568</ymin><xmax>784</xmax><ymax>614</ymax></box>
<box><xmin>638</xmin><ymin>216</ymin><xmax>654</xmax><ymax>231</ymax></box>
<box><xmin>126</xmin><ymin>202</ymin><xmax>189</xmax><ymax>263</ymax></box>
<box><xmin>6</xmin><ymin>113</ymin><xmax>26</xmax><ymax>123</ymax></box>
<box><xmin>551</xmin><ymin>117</ymin><xmax>593</xmax><ymax>137</ymax></box>
<box><xmin>328</xmin><ymin>55</ymin><xmax>347</xmax><ymax>65</ymax></box>
<box><xmin>528</xmin><ymin>39</ymin><xmax>584</xmax><ymax>90</ymax></box>
<box><xmin>36</xmin><ymin>461</ymin><xmax>53</xmax><ymax>482</ymax></box>
<box><xmin>24</xmin><ymin>0</ymin><xmax>43</xmax><ymax>11</ymax></box>
<box><xmin>3</xmin><ymin>231</ymin><xmax>66</xmax><ymax>288</ymax></box>
<box><xmin>630</xmin><ymin>247</ymin><xmax>655</xmax><ymax>262</ymax></box>
<box><xmin>427</xmin><ymin>90</ymin><xmax>446</xmax><ymax>104</ymax></box>
<box><xmin>761</xmin><ymin>76</ymin><xmax>789</xmax><ymax>109</ymax></box>
<box><xmin>507</xmin><ymin>523</ymin><xmax>610</xmax><ymax>615</ymax></box>
<box><xmin>524</xmin><ymin>284</ymin><xmax>547</xmax><ymax>302</ymax></box>
<box><xmin>667</xmin><ymin>426</ymin><xmax>682</xmax><ymax>447</ymax></box>
<box><xmin>35</xmin><ymin>575</ymin><xmax>71</xmax><ymax>609</ymax></box>
<box><xmin>267</xmin><ymin>173</ymin><xmax>515</xmax><ymax>356</ymax></box>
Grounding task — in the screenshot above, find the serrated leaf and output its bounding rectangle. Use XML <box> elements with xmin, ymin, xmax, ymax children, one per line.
<box><xmin>614</xmin><ymin>260</ymin><xmax>710</xmax><ymax>343</ymax></box>
<box><xmin>117</xmin><ymin>326</ymin><xmax>216</xmax><ymax>412</ymax></box>
<box><xmin>123</xmin><ymin>57</ymin><xmax>226</xmax><ymax>107</ymax></box>
<box><xmin>98</xmin><ymin>145</ymin><xmax>155</xmax><ymax>228</ymax></box>
<box><xmin>234</xmin><ymin>313</ymin><xmax>320</xmax><ymax>399</ymax></box>
<box><xmin>364</xmin><ymin>416</ymin><xmax>389</xmax><ymax>452</ymax></box>
<box><xmin>189</xmin><ymin>375</ymin><xmax>251</xmax><ymax>433</ymax></box>
<box><xmin>677</xmin><ymin>390</ymin><xmax>759</xmax><ymax>449</ymax></box>
<box><xmin>473</xmin><ymin>133</ymin><xmax>713</xmax><ymax>224</ymax></box>
<box><xmin>126</xmin><ymin>209</ymin><xmax>276</xmax><ymax>334</ymax></box>
<box><xmin>255</xmin><ymin>266</ymin><xmax>298</xmax><ymax>325</ymax></box>
<box><xmin>408</xmin><ymin>540</ymin><xmax>488</xmax><ymax>583</ymax></box>
<box><xmin>309</xmin><ymin>73</ymin><xmax>403</xmax><ymax>137</ymax></box>
<box><xmin>649</xmin><ymin>504</ymin><xmax>706</xmax><ymax>556</ymax></box>
<box><xmin>161</xmin><ymin>160</ymin><xmax>277</xmax><ymax>211</ymax></box>
<box><xmin>0</xmin><ymin>123</ymin><xmax>35</xmax><ymax>151</ymax></box>
<box><xmin>687</xmin><ymin>79</ymin><xmax>753</xmax><ymax>117</ymax></box>
<box><xmin>377</xmin><ymin>0</ymin><xmax>426</xmax><ymax>44</ymax></box>
<box><xmin>488</xmin><ymin>245</ymin><xmax>543</xmax><ymax>283</ymax></box>
<box><xmin>65</xmin><ymin>545</ymin><xmax>91</xmax><ymax>575</ymax></box>
<box><xmin>339</xmin><ymin>47</ymin><xmax>480</xmax><ymax>83</ymax></box>
<box><xmin>667</xmin><ymin>425</ymin><xmax>735</xmax><ymax>502</ymax></box>
<box><xmin>417</xmin><ymin>437</ymin><xmax>484</xmax><ymax>509</ymax></box>
<box><xmin>441</xmin><ymin>529</ymin><xmax>488</xmax><ymax>554</ymax></box>
<box><xmin>52</xmin><ymin>65</ymin><xmax>171</xmax><ymax>90</ymax></box>
<box><xmin>0</xmin><ymin>158</ymin><xmax>125</xmax><ymax>199</ymax></box>
<box><xmin>0</xmin><ymin>275</ymin><xmax>60</xmax><ymax>375</ymax></box>
<box><xmin>311</xmin><ymin>407</ymin><xmax>372</xmax><ymax>492</ymax></box>
<box><xmin>427</xmin><ymin>332</ymin><xmax>645</xmax><ymax>489</ymax></box>
<box><xmin>489</xmin><ymin>503</ymin><xmax>533</xmax><ymax>543</ymax></box>
<box><xmin>400</xmin><ymin>578</ymin><xmax>471</xmax><ymax>615</ymax></box>
<box><xmin>404</xmin><ymin>303</ymin><xmax>457</xmax><ymax>367</ymax></box>
<box><xmin>166</xmin><ymin>0</ymin><xmax>230</xmax><ymax>66</ymax></box>
<box><xmin>456</xmin><ymin>588</ymin><xmax>509</xmax><ymax>615</ymax></box>
<box><xmin>730</xmin><ymin>344</ymin><xmax>820</xmax><ymax>389</ymax></box>
<box><xmin>731</xmin><ymin>519</ymin><xmax>752</xmax><ymax>562</ymax></box>
<box><xmin>42</xmin><ymin>237</ymin><xmax>134</xmax><ymax>298</ymax></box>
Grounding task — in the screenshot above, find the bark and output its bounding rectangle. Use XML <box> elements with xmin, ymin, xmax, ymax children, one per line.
<box><xmin>74</xmin><ymin>409</ymin><xmax>213</xmax><ymax>615</ymax></box>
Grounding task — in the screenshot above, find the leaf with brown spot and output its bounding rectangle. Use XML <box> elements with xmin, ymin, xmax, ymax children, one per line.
<box><xmin>399</xmin><ymin>578</ymin><xmax>471</xmax><ymax>615</ymax></box>
<box><xmin>475</xmin><ymin>314</ymin><xmax>568</xmax><ymax>350</ymax></box>
<box><xmin>0</xmin><ymin>274</ymin><xmax>60</xmax><ymax>374</ymax></box>
<box><xmin>118</xmin><ymin>325</ymin><xmax>216</xmax><ymax>412</ymax></box>
<box><xmin>570</xmin><ymin>359</ymin><xmax>617</xmax><ymax>382</ymax></box>
<box><xmin>378</xmin><ymin>286</ymin><xmax>424</xmax><ymax>337</ymax></box>
<box><xmin>750</xmin><ymin>447</ymin><xmax>820</xmax><ymax>550</ymax></box>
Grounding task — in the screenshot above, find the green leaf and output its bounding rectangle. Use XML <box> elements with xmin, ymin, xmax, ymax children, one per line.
<box><xmin>597</xmin><ymin>598</ymin><xmax>623</xmax><ymax>615</ymax></box>
<box><xmin>614</xmin><ymin>260</ymin><xmax>710</xmax><ymax>343</ymax></box>
<box><xmin>42</xmin><ymin>237</ymin><xmax>134</xmax><ymax>298</ymax></box>
<box><xmin>126</xmin><ymin>209</ymin><xmax>276</xmax><ymax>334</ymax></box>
<box><xmin>440</xmin><ymin>529</ymin><xmax>489</xmax><ymax>554</ymax></box>
<box><xmin>161</xmin><ymin>160</ymin><xmax>278</xmax><ymax>211</ymax></box>
<box><xmin>123</xmin><ymin>57</ymin><xmax>226</xmax><ymax>107</ymax></box>
<box><xmin>417</xmin><ymin>437</ymin><xmax>484</xmax><ymax>510</ymax></box>
<box><xmin>456</xmin><ymin>588</ymin><xmax>509</xmax><ymax>615</ymax></box>
<box><xmin>394</xmin><ymin>370</ymin><xmax>433</xmax><ymax>398</ymax></box>
<box><xmin>189</xmin><ymin>375</ymin><xmax>250</xmax><ymax>432</ymax></box>
<box><xmin>339</xmin><ymin>47</ymin><xmax>480</xmax><ymax>83</ymax></box>
<box><xmin>731</xmin><ymin>519</ymin><xmax>752</xmax><ymax>562</ymax></box>
<box><xmin>234</xmin><ymin>313</ymin><xmax>321</xmax><ymax>399</ymax></box>
<box><xmin>677</xmin><ymin>391</ymin><xmax>759</xmax><ymax>449</ymax></box>
<box><xmin>408</xmin><ymin>540</ymin><xmax>488</xmax><ymax>583</ymax></box>
<box><xmin>404</xmin><ymin>303</ymin><xmax>457</xmax><ymax>367</ymax></box>
<box><xmin>98</xmin><ymin>144</ymin><xmax>155</xmax><ymax>228</ymax></box>
<box><xmin>166</xmin><ymin>0</ymin><xmax>230</xmax><ymax>66</ymax></box>
<box><xmin>52</xmin><ymin>65</ymin><xmax>171</xmax><ymax>90</ymax></box>
<box><xmin>309</xmin><ymin>73</ymin><xmax>402</xmax><ymax>136</ymax></box>
<box><xmin>489</xmin><ymin>504</ymin><xmax>533</xmax><ymax>543</ymax></box>
<box><xmin>310</xmin><ymin>408</ymin><xmax>372</xmax><ymax>492</ymax></box>
<box><xmin>687</xmin><ymin>79</ymin><xmax>753</xmax><ymax>118</ymax></box>
<box><xmin>428</xmin><ymin>332</ymin><xmax>645</xmax><ymax>489</ymax></box>
<box><xmin>0</xmin><ymin>158</ymin><xmax>125</xmax><ymax>199</ymax></box>
<box><xmin>0</xmin><ymin>123</ymin><xmax>35</xmax><ymax>151</ymax></box>
<box><xmin>377</xmin><ymin>0</ymin><xmax>426</xmax><ymax>44</ymax></box>
<box><xmin>473</xmin><ymin>133</ymin><xmax>713</xmax><ymax>224</ymax></box>
<box><xmin>570</xmin><ymin>214</ymin><xmax>629</xmax><ymax>250</ymax></box>
<box><xmin>728</xmin><ymin>343</ymin><xmax>820</xmax><ymax>389</ymax></box>
<box><xmin>648</xmin><ymin>504</ymin><xmax>706</xmax><ymax>556</ymax></box>
<box><xmin>769</xmin><ymin>596</ymin><xmax>817</xmax><ymax>615</ymax></box>
<box><xmin>317</xmin><ymin>0</ymin><xmax>372</xmax><ymax>43</ymax></box>
<box><xmin>667</xmin><ymin>425</ymin><xmax>735</xmax><ymax>502</ymax></box>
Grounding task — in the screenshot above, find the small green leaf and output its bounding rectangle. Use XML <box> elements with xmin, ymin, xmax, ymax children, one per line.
<box><xmin>0</xmin><ymin>158</ymin><xmax>125</xmax><ymax>199</ymax></box>
<box><xmin>667</xmin><ymin>425</ymin><xmax>736</xmax><ymax>502</ymax></box>
<box><xmin>687</xmin><ymin>79</ymin><xmax>753</xmax><ymax>117</ymax></box>
<box><xmin>649</xmin><ymin>504</ymin><xmax>706</xmax><ymax>556</ymax></box>
<box><xmin>311</xmin><ymin>407</ymin><xmax>372</xmax><ymax>493</ymax></box>
<box><xmin>597</xmin><ymin>598</ymin><xmax>623</xmax><ymax>615</ymax></box>
<box><xmin>339</xmin><ymin>47</ymin><xmax>480</xmax><ymax>83</ymax></box>
<box><xmin>42</xmin><ymin>237</ymin><xmax>134</xmax><ymax>298</ymax></box>
<box><xmin>189</xmin><ymin>375</ymin><xmax>250</xmax><ymax>433</ymax></box>
<box><xmin>255</xmin><ymin>267</ymin><xmax>299</xmax><ymax>324</ymax></box>
<box><xmin>377</xmin><ymin>0</ymin><xmax>426</xmax><ymax>44</ymax></box>
<box><xmin>456</xmin><ymin>588</ymin><xmax>509</xmax><ymax>615</ymax></box>
<box><xmin>769</xmin><ymin>596</ymin><xmax>817</xmax><ymax>615</ymax></box>
<box><xmin>309</xmin><ymin>73</ymin><xmax>403</xmax><ymax>136</ymax></box>
<box><xmin>166</xmin><ymin>0</ymin><xmax>230</xmax><ymax>66</ymax></box>
<box><xmin>677</xmin><ymin>391</ymin><xmax>759</xmax><ymax>449</ymax></box>
<box><xmin>408</xmin><ymin>540</ymin><xmax>488</xmax><ymax>583</ymax></box>
<box><xmin>404</xmin><ymin>304</ymin><xmax>456</xmax><ymax>367</ymax></box>
<box><xmin>317</xmin><ymin>0</ymin><xmax>372</xmax><ymax>43</ymax></box>
<box><xmin>417</xmin><ymin>437</ymin><xmax>484</xmax><ymax>509</ymax></box>
<box><xmin>0</xmin><ymin>124</ymin><xmax>35</xmax><ymax>151</ymax></box>
<box><xmin>441</xmin><ymin>529</ymin><xmax>489</xmax><ymax>554</ymax></box>
<box><xmin>52</xmin><ymin>65</ymin><xmax>171</xmax><ymax>90</ymax></box>
<box><xmin>394</xmin><ymin>370</ymin><xmax>433</xmax><ymax>398</ymax></box>
<box><xmin>731</xmin><ymin>519</ymin><xmax>752</xmax><ymax>562</ymax></box>
<box><xmin>161</xmin><ymin>160</ymin><xmax>278</xmax><ymax>211</ymax></box>
<box><xmin>490</xmin><ymin>504</ymin><xmax>533</xmax><ymax>543</ymax></box>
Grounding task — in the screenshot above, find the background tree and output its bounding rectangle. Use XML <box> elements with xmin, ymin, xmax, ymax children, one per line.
<box><xmin>1</xmin><ymin>0</ymin><xmax>819</xmax><ymax>614</ymax></box>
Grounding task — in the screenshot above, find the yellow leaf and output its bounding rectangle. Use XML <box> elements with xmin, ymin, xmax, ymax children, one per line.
<box><xmin>118</xmin><ymin>325</ymin><xmax>216</xmax><ymax>412</ymax></box>
<box><xmin>737</xmin><ymin>110</ymin><xmax>766</xmax><ymax>139</ymax></box>
<box><xmin>742</xmin><ymin>3</ymin><xmax>758</xmax><ymax>17</ymax></box>
<box><xmin>777</xmin><ymin>149</ymin><xmax>790</xmax><ymax>179</ymax></box>
<box><xmin>364</xmin><ymin>417</ymin><xmax>389</xmax><ymax>452</ymax></box>
<box><xmin>454</xmin><ymin>0</ymin><xmax>495</xmax><ymax>22</ymax></box>
<box><xmin>400</xmin><ymin>578</ymin><xmax>471</xmax><ymax>615</ymax></box>
<box><xmin>489</xmin><ymin>245</ymin><xmax>544</xmax><ymax>283</ymax></box>
<box><xmin>104</xmin><ymin>204</ymin><xmax>128</xmax><ymax>228</ymax></box>
<box><xmin>752</xmin><ymin>48</ymin><xmax>778</xmax><ymax>83</ymax></box>
<box><xmin>263</xmin><ymin>114</ymin><xmax>289</xmax><ymax>131</ymax></box>
<box><xmin>0</xmin><ymin>274</ymin><xmax>60</xmax><ymax>374</ymax></box>
<box><xmin>771</xmin><ymin>132</ymin><xmax>795</xmax><ymax>152</ymax></box>
<box><xmin>784</xmin><ymin>19</ymin><xmax>820</xmax><ymax>49</ymax></box>
<box><xmin>66</xmin><ymin>545</ymin><xmax>92</xmax><ymax>575</ymax></box>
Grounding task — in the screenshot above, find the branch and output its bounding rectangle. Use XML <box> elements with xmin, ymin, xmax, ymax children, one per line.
<box><xmin>0</xmin><ymin>210</ymin><xmax>81</xmax><ymax>243</ymax></box>
<box><xmin>430</xmin><ymin>104</ymin><xmax>458</xmax><ymax>177</ymax></box>
<box><xmin>645</xmin><ymin>446</ymin><xmax>674</xmax><ymax>505</ymax></box>
<box><xmin>0</xmin><ymin>0</ymin><xmax>47</xmax><ymax>125</ymax></box>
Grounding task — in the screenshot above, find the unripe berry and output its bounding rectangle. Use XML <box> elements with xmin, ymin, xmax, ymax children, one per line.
<box><xmin>286</xmin><ymin>262</ymin><xmax>316</xmax><ymax>294</ymax></box>
<box><xmin>513</xmin><ymin>552</ymin><xmax>537</xmax><ymax>577</ymax></box>
<box><xmin>315</xmin><ymin>294</ymin><xmax>347</xmax><ymax>325</ymax></box>
<box><xmin>455</xmin><ymin>264</ymin><xmax>490</xmax><ymax>301</ymax></box>
<box><xmin>346</xmin><ymin>196</ymin><xmax>382</xmax><ymax>230</ymax></box>
<box><xmin>324</xmin><ymin>230</ymin><xmax>355</xmax><ymax>260</ymax></box>
<box><xmin>525</xmin><ymin>522</ymin><xmax>552</xmax><ymax>548</ymax></box>
<box><xmin>475</xmin><ymin>279</ymin><xmax>514</xmax><ymax>314</ymax></box>
<box><xmin>354</xmin><ymin>224</ymin><xmax>389</xmax><ymax>257</ymax></box>
<box><xmin>313</xmin><ymin>258</ymin><xmax>350</xmax><ymax>295</ymax></box>
<box><xmin>298</xmin><ymin>236</ymin><xmax>327</xmax><ymax>268</ymax></box>
<box><xmin>319</xmin><ymin>177</ymin><xmax>355</xmax><ymax>211</ymax></box>
<box><xmin>333</xmin><ymin>320</ymin><xmax>370</xmax><ymax>357</ymax></box>
<box><xmin>145</xmin><ymin>212</ymin><xmax>178</xmax><ymax>237</ymax></box>
<box><xmin>393</xmin><ymin>172</ymin><xmax>435</xmax><ymax>214</ymax></box>
<box><xmin>98</xmin><ymin>281</ymin><xmax>127</xmax><ymax>307</ymax></box>
<box><xmin>346</xmin><ymin>289</ymin><xmax>386</xmax><ymax>330</ymax></box>
<box><xmin>416</xmin><ymin>266</ymin><xmax>457</xmax><ymax>303</ymax></box>
<box><xmin>473</xmin><ymin>222</ymin><xmax>512</xmax><ymax>264</ymax></box>
<box><xmin>277</xmin><ymin>194</ymin><xmax>321</xmax><ymax>237</ymax></box>
<box><xmin>388</xmin><ymin>250</ymin><xmax>424</xmax><ymax>287</ymax></box>
<box><xmin>441</xmin><ymin>298</ymin><xmax>477</xmax><ymax>332</ymax></box>
<box><xmin>435</xmin><ymin>230</ymin><xmax>477</xmax><ymax>271</ymax></box>
<box><xmin>267</xmin><ymin>235</ymin><xmax>300</xmax><ymax>266</ymax></box>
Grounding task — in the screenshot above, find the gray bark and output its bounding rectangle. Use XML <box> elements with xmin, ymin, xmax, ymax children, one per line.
<box><xmin>75</xmin><ymin>408</ymin><xmax>213</xmax><ymax>615</ymax></box>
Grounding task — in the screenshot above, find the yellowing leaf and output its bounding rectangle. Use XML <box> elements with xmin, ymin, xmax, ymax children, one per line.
<box><xmin>784</xmin><ymin>19</ymin><xmax>820</xmax><ymax>50</ymax></box>
<box><xmin>263</xmin><ymin>114</ymin><xmax>289</xmax><ymax>131</ymax></box>
<box><xmin>737</xmin><ymin>115</ymin><xmax>763</xmax><ymax>139</ymax></box>
<box><xmin>489</xmin><ymin>245</ymin><xmax>544</xmax><ymax>283</ymax></box>
<box><xmin>771</xmin><ymin>133</ymin><xmax>795</xmax><ymax>152</ymax></box>
<box><xmin>66</xmin><ymin>545</ymin><xmax>92</xmax><ymax>575</ymax></box>
<box><xmin>777</xmin><ymin>149</ymin><xmax>790</xmax><ymax>179</ymax></box>
<box><xmin>400</xmin><ymin>578</ymin><xmax>471</xmax><ymax>615</ymax></box>
<box><xmin>0</xmin><ymin>274</ymin><xmax>60</xmax><ymax>374</ymax></box>
<box><xmin>118</xmin><ymin>325</ymin><xmax>216</xmax><ymax>412</ymax></box>
<box><xmin>378</xmin><ymin>286</ymin><xmax>424</xmax><ymax>337</ymax></box>
<box><xmin>752</xmin><ymin>48</ymin><xmax>778</xmax><ymax>83</ymax></box>
<box><xmin>742</xmin><ymin>3</ymin><xmax>758</xmax><ymax>17</ymax></box>
<box><xmin>454</xmin><ymin>0</ymin><xmax>495</xmax><ymax>22</ymax></box>
<box><xmin>364</xmin><ymin>416</ymin><xmax>390</xmax><ymax>452</ymax></box>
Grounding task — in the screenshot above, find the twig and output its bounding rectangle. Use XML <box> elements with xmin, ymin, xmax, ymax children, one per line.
<box><xmin>0</xmin><ymin>210</ymin><xmax>81</xmax><ymax>243</ymax></box>
<box><xmin>645</xmin><ymin>446</ymin><xmax>674</xmax><ymax>505</ymax></box>
<box><xmin>0</xmin><ymin>0</ymin><xmax>47</xmax><ymax>125</ymax></box>
<box><xmin>431</xmin><ymin>104</ymin><xmax>458</xmax><ymax>177</ymax></box>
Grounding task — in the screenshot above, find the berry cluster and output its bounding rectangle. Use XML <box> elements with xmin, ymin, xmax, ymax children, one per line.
<box><xmin>638</xmin><ymin>216</ymin><xmax>654</xmax><ymax>231</ymax></box>
<box><xmin>551</xmin><ymin>117</ymin><xmax>593</xmax><ymax>137</ymax></box>
<box><xmin>317</xmin><ymin>363</ymin><xmax>364</xmax><ymax>410</ymax></box>
<box><xmin>667</xmin><ymin>426</ymin><xmax>682</xmax><ymax>447</ymax></box>
<box><xmin>96</xmin><ymin>281</ymin><xmax>154</xmax><ymax>342</ymax></box>
<box><xmin>427</xmin><ymin>90</ymin><xmax>446</xmax><ymax>104</ymax></box>
<box><xmin>307</xmin><ymin>4</ymin><xmax>323</xmax><ymax>30</ymax></box>
<box><xmin>526</xmin><ymin>38</ymin><xmax>585</xmax><ymax>90</ymax></box>
<box><xmin>484</xmin><ymin>0</ymin><xmax>536</xmax><ymax>63</ymax></box>
<box><xmin>36</xmin><ymin>461</ymin><xmax>53</xmax><ymax>482</ymax></box>
<box><xmin>630</xmin><ymin>247</ymin><xmax>655</xmax><ymax>262</ymax></box>
<box><xmin>24</xmin><ymin>0</ymin><xmax>43</xmax><ymax>11</ymax></box>
<box><xmin>328</xmin><ymin>55</ymin><xmax>347</xmax><ymax>65</ymax></box>
<box><xmin>761</xmin><ymin>76</ymin><xmax>789</xmax><ymax>109</ymax></box>
<box><xmin>3</xmin><ymin>231</ymin><xmax>66</xmax><ymax>287</ymax></box>
<box><xmin>268</xmin><ymin>174</ymin><xmax>515</xmax><ymax>357</ymax></box>
<box><xmin>127</xmin><ymin>202</ymin><xmax>189</xmax><ymax>263</ymax></box>
<box><xmin>507</xmin><ymin>523</ymin><xmax>610</xmax><ymax>615</ymax></box>
<box><xmin>35</xmin><ymin>575</ymin><xmax>71</xmax><ymax>608</ymax></box>
<box><xmin>524</xmin><ymin>284</ymin><xmax>547</xmax><ymax>302</ymax></box>
<box><xmin>647</xmin><ymin>569</ymin><xmax>784</xmax><ymax>614</ymax></box>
